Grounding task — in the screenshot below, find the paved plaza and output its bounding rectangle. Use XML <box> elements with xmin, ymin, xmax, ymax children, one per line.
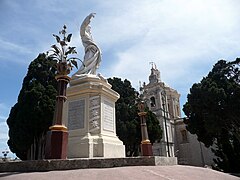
<box><xmin>0</xmin><ymin>165</ymin><xmax>239</xmax><ymax>180</ymax></box>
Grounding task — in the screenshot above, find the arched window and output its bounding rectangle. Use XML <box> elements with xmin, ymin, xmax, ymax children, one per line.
<box><xmin>150</xmin><ymin>96</ymin><xmax>156</xmax><ymax>107</ymax></box>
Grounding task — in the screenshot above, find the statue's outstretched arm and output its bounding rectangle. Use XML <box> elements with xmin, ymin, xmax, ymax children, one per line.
<box><xmin>80</xmin><ymin>13</ymin><xmax>96</xmax><ymax>36</ymax></box>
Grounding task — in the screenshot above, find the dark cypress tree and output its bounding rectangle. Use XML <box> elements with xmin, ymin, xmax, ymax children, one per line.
<box><xmin>7</xmin><ymin>53</ymin><xmax>57</xmax><ymax>160</ymax></box>
<box><xmin>183</xmin><ymin>59</ymin><xmax>240</xmax><ymax>172</ymax></box>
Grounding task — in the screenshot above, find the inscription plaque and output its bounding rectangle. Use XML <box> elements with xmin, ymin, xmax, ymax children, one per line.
<box><xmin>68</xmin><ymin>100</ymin><xmax>85</xmax><ymax>130</ymax></box>
<box><xmin>103</xmin><ymin>100</ymin><xmax>114</xmax><ymax>132</ymax></box>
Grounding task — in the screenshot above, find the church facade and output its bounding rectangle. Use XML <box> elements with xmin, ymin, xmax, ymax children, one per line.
<box><xmin>142</xmin><ymin>65</ymin><xmax>215</xmax><ymax>166</ymax></box>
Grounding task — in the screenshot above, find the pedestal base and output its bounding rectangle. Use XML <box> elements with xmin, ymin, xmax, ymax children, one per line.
<box><xmin>68</xmin><ymin>134</ymin><xmax>125</xmax><ymax>158</ymax></box>
<box><xmin>45</xmin><ymin>130</ymin><xmax>68</xmax><ymax>159</ymax></box>
<box><xmin>141</xmin><ymin>143</ymin><xmax>153</xmax><ymax>156</ymax></box>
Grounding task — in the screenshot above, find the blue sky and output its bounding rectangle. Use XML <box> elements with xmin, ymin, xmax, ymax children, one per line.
<box><xmin>1</xmin><ymin>0</ymin><xmax>240</xmax><ymax>157</ymax></box>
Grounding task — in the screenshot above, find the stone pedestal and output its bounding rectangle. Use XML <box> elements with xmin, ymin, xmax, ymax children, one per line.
<box><xmin>63</xmin><ymin>75</ymin><xmax>125</xmax><ymax>158</ymax></box>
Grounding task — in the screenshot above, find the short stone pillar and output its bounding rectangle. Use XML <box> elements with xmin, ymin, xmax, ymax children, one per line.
<box><xmin>63</xmin><ymin>75</ymin><xmax>125</xmax><ymax>158</ymax></box>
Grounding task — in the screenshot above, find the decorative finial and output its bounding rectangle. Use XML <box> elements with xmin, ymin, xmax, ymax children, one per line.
<box><xmin>47</xmin><ymin>25</ymin><xmax>84</xmax><ymax>75</ymax></box>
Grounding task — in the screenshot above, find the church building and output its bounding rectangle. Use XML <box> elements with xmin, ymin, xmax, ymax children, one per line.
<box><xmin>142</xmin><ymin>64</ymin><xmax>181</xmax><ymax>157</ymax></box>
<box><xmin>141</xmin><ymin>64</ymin><xmax>215</xmax><ymax>166</ymax></box>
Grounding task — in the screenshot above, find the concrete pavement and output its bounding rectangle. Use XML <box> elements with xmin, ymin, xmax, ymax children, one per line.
<box><xmin>0</xmin><ymin>165</ymin><xmax>239</xmax><ymax>180</ymax></box>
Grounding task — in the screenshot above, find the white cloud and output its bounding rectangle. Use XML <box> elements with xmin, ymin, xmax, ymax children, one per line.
<box><xmin>95</xmin><ymin>0</ymin><xmax>240</xmax><ymax>90</ymax></box>
<box><xmin>0</xmin><ymin>108</ymin><xmax>9</xmax><ymax>154</ymax></box>
<box><xmin>1</xmin><ymin>0</ymin><xmax>240</xmax><ymax>117</ymax></box>
<box><xmin>0</xmin><ymin>104</ymin><xmax>9</xmax><ymax>148</ymax></box>
<box><xmin>0</xmin><ymin>121</ymin><xmax>9</xmax><ymax>155</ymax></box>
<box><xmin>0</xmin><ymin>122</ymin><xmax>8</xmax><ymax>140</ymax></box>
<box><xmin>0</xmin><ymin>103</ymin><xmax>9</xmax><ymax>118</ymax></box>
<box><xmin>67</xmin><ymin>1</ymin><xmax>238</xmax><ymax>116</ymax></box>
<box><xmin>0</xmin><ymin>38</ymin><xmax>32</xmax><ymax>55</ymax></box>
<box><xmin>0</xmin><ymin>116</ymin><xmax>7</xmax><ymax>121</ymax></box>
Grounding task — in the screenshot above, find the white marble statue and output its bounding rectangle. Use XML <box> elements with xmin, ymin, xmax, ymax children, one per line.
<box><xmin>73</xmin><ymin>13</ymin><xmax>102</xmax><ymax>76</ymax></box>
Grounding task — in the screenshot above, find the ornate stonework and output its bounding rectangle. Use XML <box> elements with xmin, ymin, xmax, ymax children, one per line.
<box><xmin>89</xmin><ymin>96</ymin><xmax>100</xmax><ymax>132</ymax></box>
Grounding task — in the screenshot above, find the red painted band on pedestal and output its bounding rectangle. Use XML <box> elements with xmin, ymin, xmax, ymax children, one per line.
<box><xmin>141</xmin><ymin>143</ymin><xmax>153</xmax><ymax>156</ymax></box>
<box><xmin>45</xmin><ymin>130</ymin><xmax>68</xmax><ymax>159</ymax></box>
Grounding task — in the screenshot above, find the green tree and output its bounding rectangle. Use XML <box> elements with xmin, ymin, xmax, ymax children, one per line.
<box><xmin>108</xmin><ymin>77</ymin><xmax>162</xmax><ymax>156</ymax></box>
<box><xmin>183</xmin><ymin>59</ymin><xmax>240</xmax><ymax>172</ymax></box>
<box><xmin>7</xmin><ymin>53</ymin><xmax>57</xmax><ymax>160</ymax></box>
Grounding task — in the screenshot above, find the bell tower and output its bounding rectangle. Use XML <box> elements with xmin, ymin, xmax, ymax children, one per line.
<box><xmin>142</xmin><ymin>63</ymin><xmax>180</xmax><ymax>157</ymax></box>
<box><xmin>149</xmin><ymin>62</ymin><xmax>161</xmax><ymax>84</ymax></box>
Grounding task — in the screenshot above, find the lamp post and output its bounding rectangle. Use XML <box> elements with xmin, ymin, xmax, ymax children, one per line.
<box><xmin>45</xmin><ymin>25</ymin><xmax>80</xmax><ymax>159</ymax></box>
<box><xmin>161</xmin><ymin>91</ymin><xmax>170</xmax><ymax>157</ymax></box>
<box><xmin>138</xmin><ymin>101</ymin><xmax>153</xmax><ymax>156</ymax></box>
